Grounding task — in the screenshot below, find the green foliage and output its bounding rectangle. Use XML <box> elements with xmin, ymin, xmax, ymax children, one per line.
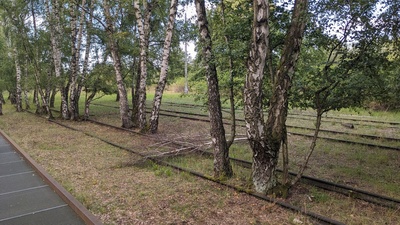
<box><xmin>291</xmin><ymin>0</ymin><xmax>400</xmax><ymax>113</ymax></box>
<box><xmin>151</xmin><ymin>163</ymin><xmax>173</xmax><ymax>177</ymax></box>
<box><xmin>310</xmin><ymin>188</ymin><xmax>331</xmax><ymax>203</ymax></box>
<box><xmin>84</xmin><ymin>63</ymin><xmax>117</xmax><ymax>95</ymax></box>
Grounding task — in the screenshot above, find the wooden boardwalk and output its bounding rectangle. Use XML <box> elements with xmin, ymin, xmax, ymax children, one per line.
<box><xmin>0</xmin><ymin>130</ymin><xmax>102</xmax><ymax>225</ymax></box>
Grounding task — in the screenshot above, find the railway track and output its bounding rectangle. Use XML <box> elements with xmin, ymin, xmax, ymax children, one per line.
<box><xmin>26</xmin><ymin>111</ymin><xmax>346</xmax><ymax>225</ymax></box>
<box><xmin>198</xmin><ymin>150</ymin><xmax>400</xmax><ymax>209</ymax></box>
<box><xmin>39</xmin><ymin>108</ymin><xmax>400</xmax><ymax>210</ymax></box>
<box><xmin>88</xmin><ymin>105</ymin><xmax>400</xmax><ymax>205</ymax></box>
<box><xmin>154</xmin><ymin>108</ymin><xmax>400</xmax><ymax>150</ymax></box>
<box><xmin>91</xmin><ymin>103</ymin><xmax>400</xmax><ymax>151</ymax></box>
<box><xmin>83</xmin><ymin>117</ymin><xmax>400</xmax><ymax>210</ymax></box>
<box><xmin>161</xmin><ymin>101</ymin><xmax>400</xmax><ymax>126</ymax></box>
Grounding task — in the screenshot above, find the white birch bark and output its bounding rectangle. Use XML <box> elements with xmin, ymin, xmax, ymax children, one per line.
<box><xmin>244</xmin><ymin>0</ymin><xmax>271</xmax><ymax>193</ymax></box>
<box><xmin>69</xmin><ymin>0</ymin><xmax>87</xmax><ymax>120</ymax></box>
<box><xmin>149</xmin><ymin>0</ymin><xmax>178</xmax><ymax>133</ymax></box>
<box><xmin>45</xmin><ymin>0</ymin><xmax>68</xmax><ymax>118</ymax></box>
<box><xmin>77</xmin><ymin>0</ymin><xmax>94</xmax><ymax>115</ymax></box>
<box><xmin>104</xmin><ymin>0</ymin><xmax>133</xmax><ymax>128</ymax></box>
<box><xmin>13</xmin><ymin>48</ymin><xmax>23</xmax><ymax>112</ymax></box>
<box><xmin>0</xmin><ymin>93</ymin><xmax>3</xmax><ymax>115</ymax></box>
<box><xmin>244</xmin><ymin>0</ymin><xmax>308</xmax><ymax>194</ymax></box>
<box><xmin>134</xmin><ymin>0</ymin><xmax>152</xmax><ymax>131</ymax></box>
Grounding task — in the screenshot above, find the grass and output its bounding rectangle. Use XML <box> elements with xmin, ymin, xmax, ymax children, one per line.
<box><xmin>1</xmin><ymin>103</ymin><xmax>299</xmax><ymax>224</ymax></box>
<box><xmin>1</xmin><ymin>91</ymin><xmax>400</xmax><ymax>224</ymax></box>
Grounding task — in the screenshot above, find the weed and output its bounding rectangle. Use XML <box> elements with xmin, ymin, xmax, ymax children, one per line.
<box><xmin>310</xmin><ymin>188</ymin><xmax>331</xmax><ymax>203</ymax></box>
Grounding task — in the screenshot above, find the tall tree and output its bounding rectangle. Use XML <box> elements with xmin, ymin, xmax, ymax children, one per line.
<box><xmin>69</xmin><ymin>0</ymin><xmax>89</xmax><ymax>120</ymax></box>
<box><xmin>103</xmin><ymin>0</ymin><xmax>133</xmax><ymax>128</ymax></box>
<box><xmin>13</xmin><ymin>47</ymin><xmax>23</xmax><ymax>112</ymax></box>
<box><xmin>133</xmin><ymin>0</ymin><xmax>153</xmax><ymax>131</ymax></box>
<box><xmin>195</xmin><ymin>0</ymin><xmax>233</xmax><ymax>178</ymax></box>
<box><xmin>75</xmin><ymin>0</ymin><xmax>94</xmax><ymax>117</ymax></box>
<box><xmin>149</xmin><ymin>0</ymin><xmax>179</xmax><ymax>133</ymax></box>
<box><xmin>290</xmin><ymin>0</ymin><xmax>389</xmax><ymax>185</ymax></box>
<box><xmin>244</xmin><ymin>0</ymin><xmax>308</xmax><ymax>193</ymax></box>
<box><xmin>45</xmin><ymin>0</ymin><xmax>68</xmax><ymax>118</ymax></box>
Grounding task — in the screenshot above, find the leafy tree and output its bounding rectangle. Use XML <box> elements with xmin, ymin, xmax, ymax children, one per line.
<box><xmin>288</xmin><ymin>0</ymin><xmax>397</xmax><ymax>185</ymax></box>
<box><xmin>102</xmin><ymin>0</ymin><xmax>133</xmax><ymax>128</ymax></box>
<box><xmin>82</xmin><ymin>62</ymin><xmax>116</xmax><ymax>119</ymax></box>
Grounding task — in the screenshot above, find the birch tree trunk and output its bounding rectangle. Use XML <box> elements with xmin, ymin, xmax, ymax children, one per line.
<box><xmin>244</xmin><ymin>0</ymin><xmax>308</xmax><ymax>194</ymax></box>
<box><xmin>69</xmin><ymin>0</ymin><xmax>87</xmax><ymax>120</ymax></box>
<box><xmin>244</xmin><ymin>0</ymin><xmax>271</xmax><ymax>193</ymax></box>
<box><xmin>0</xmin><ymin>92</ymin><xmax>4</xmax><ymax>115</ymax></box>
<box><xmin>0</xmin><ymin>94</ymin><xmax>3</xmax><ymax>115</ymax></box>
<box><xmin>68</xmin><ymin>0</ymin><xmax>78</xmax><ymax>120</ymax></box>
<box><xmin>134</xmin><ymin>0</ymin><xmax>152</xmax><ymax>131</ymax></box>
<box><xmin>75</xmin><ymin>0</ymin><xmax>94</xmax><ymax>117</ymax></box>
<box><xmin>195</xmin><ymin>0</ymin><xmax>232</xmax><ymax>178</ymax></box>
<box><xmin>0</xmin><ymin>93</ymin><xmax>5</xmax><ymax>104</ymax></box>
<box><xmin>104</xmin><ymin>0</ymin><xmax>133</xmax><ymax>128</ymax></box>
<box><xmin>23</xmin><ymin>58</ymin><xmax>30</xmax><ymax>110</ymax></box>
<box><xmin>13</xmin><ymin>48</ymin><xmax>23</xmax><ymax>112</ymax></box>
<box><xmin>45</xmin><ymin>0</ymin><xmax>68</xmax><ymax>119</ymax></box>
<box><xmin>149</xmin><ymin>0</ymin><xmax>178</xmax><ymax>134</ymax></box>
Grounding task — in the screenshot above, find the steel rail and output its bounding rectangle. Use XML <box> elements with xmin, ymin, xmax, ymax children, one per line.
<box><xmin>138</xmin><ymin>107</ymin><xmax>400</xmax><ymax>151</ymax></box>
<box><xmin>84</xmin><ymin>117</ymin><xmax>400</xmax><ymax>210</ymax></box>
<box><xmin>90</xmin><ymin>104</ymin><xmax>400</xmax><ymax>142</ymax></box>
<box><xmin>83</xmin><ymin>118</ymin><xmax>400</xmax><ymax>210</ymax></box>
<box><xmin>198</xmin><ymin>150</ymin><xmax>400</xmax><ymax>209</ymax></box>
<box><xmin>161</xmin><ymin>101</ymin><xmax>400</xmax><ymax>126</ymax></box>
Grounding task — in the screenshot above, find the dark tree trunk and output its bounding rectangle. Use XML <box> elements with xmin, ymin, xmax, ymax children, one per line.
<box><xmin>0</xmin><ymin>93</ymin><xmax>3</xmax><ymax>115</ymax></box>
<box><xmin>0</xmin><ymin>93</ymin><xmax>5</xmax><ymax>104</ymax></box>
<box><xmin>33</xmin><ymin>89</ymin><xmax>38</xmax><ymax>104</ymax></box>
<box><xmin>8</xmin><ymin>91</ymin><xmax>16</xmax><ymax>105</ymax></box>
<box><xmin>291</xmin><ymin>109</ymin><xmax>322</xmax><ymax>185</ymax></box>
<box><xmin>195</xmin><ymin>0</ymin><xmax>232</xmax><ymax>178</ymax></box>
<box><xmin>84</xmin><ymin>88</ymin><xmax>96</xmax><ymax>120</ymax></box>
<box><xmin>115</xmin><ymin>92</ymin><xmax>120</xmax><ymax>102</ymax></box>
<box><xmin>131</xmin><ymin>65</ymin><xmax>141</xmax><ymax>126</ymax></box>
<box><xmin>34</xmin><ymin>87</ymin><xmax>42</xmax><ymax>114</ymax></box>
<box><xmin>50</xmin><ymin>88</ymin><xmax>56</xmax><ymax>108</ymax></box>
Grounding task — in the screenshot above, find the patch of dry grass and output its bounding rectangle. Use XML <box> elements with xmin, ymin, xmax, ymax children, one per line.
<box><xmin>0</xmin><ymin>106</ymin><xmax>300</xmax><ymax>225</ymax></box>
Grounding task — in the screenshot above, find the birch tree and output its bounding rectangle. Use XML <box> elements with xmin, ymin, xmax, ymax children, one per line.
<box><xmin>244</xmin><ymin>0</ymin><xmax>308</xmax><ymax>193</ymax></box>
<box><xmin>103</xmin><ymin>0</ymin><xmax>133</xmax><ymax>128</ymax></box>
<box><xmin>13</xmin><ymin>47</ymin><xmax>23</xmax><ymax>112</ymax></box>
<box><xmin>45</xmin><ymin>0</ymin><xmax>68</xmax><ymax>118</ymax></box>
<box><xmin>195</xmin><ymin>0</ymin><xmax>232</xmax><ymax>178</ymax></box>
<box><xmin>69</xmin><ymin>0</ymin><xmax>88</xmax><ymax>120</ymax></box>
<box><xmin>133</xmin><ymin>0</ymin><xmax>152</xmax><ymax>131</ymax></box>
<box><xmin>75</xmin><ymin>0</ymin><xmax>94</xmax><ymax>117</ymax></box>
<box><xmin>149</xmin><ymin>0</ymin><xmax>179</xmax><ymax>133</ymax></box>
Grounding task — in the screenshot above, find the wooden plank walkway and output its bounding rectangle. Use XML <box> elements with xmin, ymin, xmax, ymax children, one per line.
<box><xmin>0</xmin><ymin>130</ymin><xmax>102</xmax><ymax>225</ymax></box>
